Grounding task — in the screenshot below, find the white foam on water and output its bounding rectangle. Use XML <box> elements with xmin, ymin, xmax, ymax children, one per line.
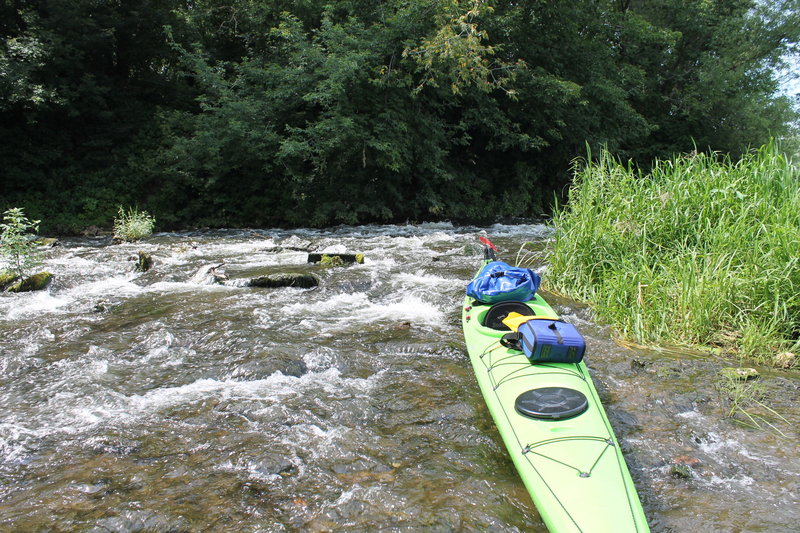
<box><xmin>696</xmin><ymin>431</ymin><xmax>783</xmax><ymax>469</ymax></box>
<box><xmin>320</xmin><ymin>244</ymin><xmax>349</xmax><ymax>254</ymax></box>
<box><xmin>229</xmin><ymin>253</ymin><xmax>307</xmax><ymax>270</ymax></box>
<box><xmin>274</xmin><ymin>292</ymin><xmax>445</xmax><ymax>330</ymax></box>
<box><xmin>487</xmin><ymin>223</ymin><xmax>554</xmax><ymax>239</ymax></box>
<box><xmin>333</xmin><ymin>485</ymin><xmax>358</xmax><ymax>507</ymax></box>
<box><xmin>7</xmin><ymin>326</ymin><xmax>56</xmax><ymax>357</ymax></box>
<box><xmin>124</xmin><ymin>367</ymin><xmax>379</xmax><ymax>415</ymax></box>
<box><xmin>45</xmin><ymin>254</ymin><xmax>97</xmax><ymax>270</ymax></box>
<box><xmin>0</xmin><ymin>422</ymin><xmax>40</xmax><ymax>465</ymax></box>
<box><xmin>286</xmin><ymin>424</ymin><xmax>355</xmax><ymax>462</ymax></box>
<box><xmin>146</xmin><ymin>280</ymin><xmax>236</xmax><ymax>293</ymax></box>
<box><xmin>0</xmin><ymin>367</ymin><xmax>382</xmax><ymax>467</ymax></box>
<box><xmin>359</xmin><ymin>294</ymin><xmax>445</xmax><ymax>325</ymax></box>
<box><xmin>393</xmin><ymin>269</ymin><xmax>463</xmax><ymax>292</ymax></box>
<box><xmin>418</xmin><ymin>222</ymin><xmax>456</xmax><ymax>230</ymax></box>
<box><xmin>184</xmin><ymin>239</ymin><xmax>280</xmax><ymax>258</ymax></box>
<box><xmin>3</xmin><ymin>291</ymin><xmax>70</xmax><ymax>320</ymax></box>
<box><xmin>279</xmin><ymin>292</ymin><xmax>368</xmax><ymax>316</ymax></box>
<box><xmin>705</xmin><ymin>472</ymin><xmax>757</xmax><ymax>489</ymax></box>
<box><xmin>69</xmin><ymin>275</ymin><xmax>142</xmax><ymax>298</ymax></box>
<box><xmin>303</xmin><ymin>348</ymin><xmax>337</xmax><ymax>372</ymax></box>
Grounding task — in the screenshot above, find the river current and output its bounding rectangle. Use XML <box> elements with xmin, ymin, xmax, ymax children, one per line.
<box><xmin>1</xmin><ymin>224</ymin><xmax>798</xmax><ymax>532</ymax></box>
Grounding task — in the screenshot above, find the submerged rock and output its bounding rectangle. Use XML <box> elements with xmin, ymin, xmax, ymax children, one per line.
<box><xmin>5</xmin><ymin>271</ymin><xmax>52</xmax><ymax>293</ymax></box>
<box><xmin>671</xmin><ymin>455</ymin><xmax>702</xmax><ymax>468</ymax></box>
<box><xmin>247</xmin><ymin>273</ymin><xmax>319</xmax><ymax>289</ymax></box>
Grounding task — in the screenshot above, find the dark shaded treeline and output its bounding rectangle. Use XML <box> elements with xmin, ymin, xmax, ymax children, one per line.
<box><xmin>1</xmin><ymin>0</ymin><xmax>798</xmax><ymax>232</ymax></box>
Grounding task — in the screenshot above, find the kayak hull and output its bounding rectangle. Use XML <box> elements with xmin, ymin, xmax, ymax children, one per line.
<box><xmin>462</xmin><ymin>288</ymin><xmax>649</xmax><ymax>532</ymax></box>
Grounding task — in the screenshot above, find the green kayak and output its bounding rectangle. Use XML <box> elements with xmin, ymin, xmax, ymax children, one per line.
<box><xmin>462</xmin><ymin>258</ymin><xmax>649</xmax><ymax>533</ymax></box>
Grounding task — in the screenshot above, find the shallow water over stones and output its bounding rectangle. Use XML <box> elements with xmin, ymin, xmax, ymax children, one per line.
<box><xmin>0</xmin><ymin>224</ymin><xmax>798</xmax><ymax>532</ymax></box>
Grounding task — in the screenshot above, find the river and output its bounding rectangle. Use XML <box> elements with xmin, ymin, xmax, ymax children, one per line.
<box><xmin>1</xmin><ymin>224</ymin><xmax>798</xmax><ymax>532</ymax></box>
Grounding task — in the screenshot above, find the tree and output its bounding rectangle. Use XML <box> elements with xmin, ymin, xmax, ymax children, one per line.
<box><xmin>0</xmin><ymin>207</ymin><xmax>41</xmax><ymax>277</ymax></box>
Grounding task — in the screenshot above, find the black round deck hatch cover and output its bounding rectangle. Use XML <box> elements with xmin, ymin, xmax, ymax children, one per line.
<box><xmin>483</xmin><ymin>301</ymin><xmax>534</xmax><ymax>330</ymax></box>
<box><xmin>515</xmin><ymin>387</ymin><xmax>588</xmax><ymax>420</ymax></box>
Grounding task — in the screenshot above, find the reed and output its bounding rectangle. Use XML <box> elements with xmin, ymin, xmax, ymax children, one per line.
<box><xmin>546</xmin><ymin>142</ymin><xmax>800</xmax><ymax>367</ymax></box>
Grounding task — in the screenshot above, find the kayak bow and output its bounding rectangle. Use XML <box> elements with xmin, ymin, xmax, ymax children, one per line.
<box><xmin>462</xmin><ymin>254</ymin><xmax>649</xmax><ymax>533</ymax></box>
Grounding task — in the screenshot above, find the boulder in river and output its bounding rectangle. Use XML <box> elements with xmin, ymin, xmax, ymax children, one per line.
<box><xmin>247</xmin><ymin>273</ymin><xmax>319</xmax><ymax>289</ymax></box>
<box><xmin>5</xmin><ymin>271</ymin><xmax>53</xmax><ymax>293</ymax></box>
<box><xmin>133</xmin><ymin>251</ymin><xmax>153</xmax><ymax>272</ymax></box>
<box><xmin>0</xmin><ymin>270</ymin><xmax>17</xmax><ymax>291</ymax></box>
<box><xmin>307</xmin><ymin>253</ymin><xmax>364</xmax><ymax>265</ymax></box>
<box><xmin>35</xmin><ymin>237</ymin><xmax>60</xmax><ymax>247</ymax></box>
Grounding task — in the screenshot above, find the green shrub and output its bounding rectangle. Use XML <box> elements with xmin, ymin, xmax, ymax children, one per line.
<box><xmin>113</xmin><ymin>206</ymin><xmax>156</xmax><ymax>242</ymax></box>
<box><xmin>546</xmin><ymin>142</ymin><xmax>800</xmax><ymax>367</ymax></box>
<box><xmin>0</xmin><ymin>207</ymin><xmax>42</xmax><ymax>278</ymax></box>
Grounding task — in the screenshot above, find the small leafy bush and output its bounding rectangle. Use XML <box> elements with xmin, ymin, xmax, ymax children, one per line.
<box><xmin>0</xmin><ymin>207</ymin><xmax>42</xmax><ymax>277</ymax></box>
<box><xmin>113</xmin><ymin>206</ymin><xmax>155</xmax><ymax>242</ymax></box>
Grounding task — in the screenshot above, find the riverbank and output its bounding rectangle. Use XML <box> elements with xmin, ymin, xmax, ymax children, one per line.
<box><xmin>546</xmin><ymin>143</ymin><xmax>799</xmax><ymax>369</ymax></box>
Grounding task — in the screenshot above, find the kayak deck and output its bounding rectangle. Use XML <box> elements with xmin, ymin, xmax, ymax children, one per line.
<box><xmin>462</xmin><ymin>294</ymin><xmax>649</xmax><ymax>533</ymax></box>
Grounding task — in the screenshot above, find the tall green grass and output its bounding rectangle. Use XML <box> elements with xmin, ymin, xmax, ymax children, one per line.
<box><xmin>546</xmin><ymin>142</ymin><xmax>800</xmax><ymax>367</ymax></box>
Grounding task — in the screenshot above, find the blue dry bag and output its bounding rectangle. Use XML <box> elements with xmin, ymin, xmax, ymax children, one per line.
<box><xmin>466</xmin><ymin>261</ymin><xmax>541</xmax><ymax>303</ymax></box>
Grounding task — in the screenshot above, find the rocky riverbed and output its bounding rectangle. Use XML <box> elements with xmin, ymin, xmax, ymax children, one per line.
<box><xmin>0</xmin><ymin>224</ymin><xmax>798</xmax><ymax>532</ymax></box>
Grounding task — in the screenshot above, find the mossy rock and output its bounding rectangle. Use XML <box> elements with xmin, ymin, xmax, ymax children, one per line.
<box><xmin>319</xmin><ymin>255</ymin><xmax>345</xmax><ymax>267</ymax></box>
<box><xmin>670</xmin><ymin>464</ymin><xmax>693</xmax><ymax>479</ymax></box>
<box><xmin>0</xmin><ymin>271</ymin><xmax>19</xmax><ymax>291</ymax></box>
<box><xmin>307</xmin><ymin>253</ymin><xmax>364</xmax><ymax>265</ymax></box>
<box><xmin>134</xmin><ymin>251</ymin><xmax>154</xmax><ymax>272</ymax></box>
<box><xmin>248</xmin><ymin>273</ymin><xmax>319</xmax><ymax>289</ymax></box>
<box><xmin>6</xmin><ymin>271</ymin><xmax>53</xmax><ymax>293</ymax></box>
<box><xmin>35</xmin><ymin>237</ymin><xmax>60</xmax><ymax>247</ymax></box>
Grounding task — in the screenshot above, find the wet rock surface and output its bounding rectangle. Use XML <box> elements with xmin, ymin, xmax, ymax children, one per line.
<box><xmin>5</xmin><ymin>271</ymin><xmax>52</xmax><ymax>292</ymax></box>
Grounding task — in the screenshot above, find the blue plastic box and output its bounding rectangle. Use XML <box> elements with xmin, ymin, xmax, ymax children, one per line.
<box><xmin>519</xmin><ymin>319</ymin><xmax>586</xmax><ymax>363</ymax></box>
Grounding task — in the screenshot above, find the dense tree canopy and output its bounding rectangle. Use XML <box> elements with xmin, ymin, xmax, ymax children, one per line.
<box><xmin>1</xmin><ymin>0</ymin><xmax>798</xmax><ymax>232</ymax></box>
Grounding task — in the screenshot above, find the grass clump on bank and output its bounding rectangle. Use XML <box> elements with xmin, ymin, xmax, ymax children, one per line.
<box><xmin>547</xmin><ymin>143</ymin><xmax>799</xmax><ymax>368</ymax></box>
<box><xmin>113</xmin><ymin>206</ymin><xmax>155</xmax><ymax>242</ymax></box>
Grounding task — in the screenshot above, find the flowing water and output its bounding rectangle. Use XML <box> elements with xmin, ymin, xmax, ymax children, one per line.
<box><xmin>1</xmin><ymin>224</ymin><xmax>798</xmax><ymax>532</ymax></box>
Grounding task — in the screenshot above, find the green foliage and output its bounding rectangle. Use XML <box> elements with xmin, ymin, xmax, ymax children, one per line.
<box><xmin>546</xmin><ymin>142</ymin><xmax>800</xmax><ymax>367</ymax></box>
<box><xmin>1</xmin><ymin>1</ymin><xmax>799</xmax><ymax>230</ymax></box>
<box><xmin>403</xmin><ymin>0</ymin><xmax>520</xmax><ymax>96</ymax></box>
<box><xmin>113</xmin><ymin>206</ymin><xmax>155</xmax><ymax>242</ymax></box>
<box><xmin>0</xmin><ymin>208</ymin><xmax>42</xmax><ymax>278</ymax></box>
